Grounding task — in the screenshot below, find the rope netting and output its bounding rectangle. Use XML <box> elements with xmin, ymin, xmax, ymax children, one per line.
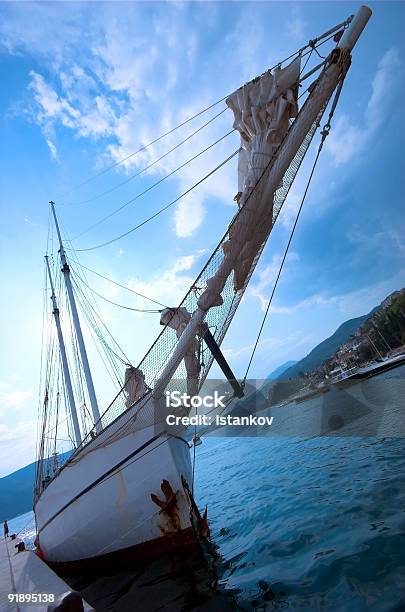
<box><xmin>94</xmin><ymin>97</ymin><xmax>329</xmax><ymax>441</ymax></box>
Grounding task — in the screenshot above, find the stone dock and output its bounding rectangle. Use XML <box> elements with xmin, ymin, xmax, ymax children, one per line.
<box><xmin>0</xmin><ymin>536</ymin><xmax>92</xmax><ymax>611</ymax></box>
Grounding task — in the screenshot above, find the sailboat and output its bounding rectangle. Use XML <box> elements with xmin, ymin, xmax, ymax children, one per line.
<box><xmin>34</xmin><ymin>6</ymin><xmax>372</xmax><ymax>567</ymax></box>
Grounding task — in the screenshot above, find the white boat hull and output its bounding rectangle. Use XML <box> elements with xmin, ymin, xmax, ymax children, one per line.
<box><xmin>35</xmin><ymin>402</ymin><xmax>196</xmax><ymax>564</ymax></box>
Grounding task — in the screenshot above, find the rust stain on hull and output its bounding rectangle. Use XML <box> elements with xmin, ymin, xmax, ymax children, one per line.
<box><xmin>151</xmin><ymin>479</ymin><xmax>182</xmax><ymax>534</ymax></box>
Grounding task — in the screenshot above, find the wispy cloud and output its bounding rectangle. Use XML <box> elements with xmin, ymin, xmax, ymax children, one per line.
<box><xmin>249</xmin><ymin>252</ymin><xmax>299</xmax><ymax>311</ymax></box>
<box><xmin>126</xmin><ymin>250</ymin><xmax>206</xmax><ymax>308</ymax></box>
<box><xmin>0</xmin><ymin>389</ymin><xmax>33</xmax><ymax>410</ymax></box>
<box><xmin>16</xmin><ymin>3</ymin><xmax>240</xmax><ymax>238</ymax></box>
<box><xmin>0</xmin><ymin>389</ymin><xmax>34</xmax><ymax>425</ymax></box>
<box><xmin>286</xmin><ymin>5</ymin><xmax>306</xmax><ymax>43</ymax></box>
<box><xmin>252</xmin><ymin>269</ymin><xmax>405</xmax><ymax>318</ymax></box>
<box><xmin>326</xmin><ymin>47</ymin><xmax>402</xmax><ymax>166</ymax></box>
<box><xmin>224</xmin><ymin>331</ymin><xmax>309</xmax><ymax>360</ymax></box>
<box><xmin>1</xmin><ymin>1</ymin><xmax>305</xmax><ymax>239</ymax></box>
<box><xmin>0</xmin><ymin>419</ymin><xmax>38</xmax><ymax>477</ymax></box>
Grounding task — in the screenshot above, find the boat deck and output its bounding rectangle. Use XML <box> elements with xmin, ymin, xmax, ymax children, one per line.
<box><xmin>0</xmin><ymin>536</ymin><xmax>92</xmax><ymax>611</ymax></box>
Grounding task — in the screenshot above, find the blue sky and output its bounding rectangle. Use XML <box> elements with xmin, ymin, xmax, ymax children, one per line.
<box><xmin>0</xmin><ymin>1</ymin><xmax>404</xmax><ymax>476</ymax></box>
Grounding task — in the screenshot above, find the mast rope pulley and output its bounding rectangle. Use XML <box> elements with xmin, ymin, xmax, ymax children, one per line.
<box><xmin>242</xmin><ymin>67</ymin><xmax>350</xmax><ymax>383</ymax></box>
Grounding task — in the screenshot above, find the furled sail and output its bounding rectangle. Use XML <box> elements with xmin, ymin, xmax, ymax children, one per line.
<box><xmin>229</xmin><ymin>57</ymin><xmax>300</xmax><ymax>198</ymax></box>
<box><xmin>199</xmin><ymin>57</ymin><xmax>301</xmax><ymax>309</ymax></box>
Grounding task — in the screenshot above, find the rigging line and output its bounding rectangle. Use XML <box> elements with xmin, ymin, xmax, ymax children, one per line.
<box><xmin>44</xmin><ymin>436</ymin><xmax>78</xmax><ymax>443</ymax></box>
<box><xmin>113</xmin><ymin>78</ymin><xmax>331</xmax><ymax>392</ymax></box>
<box><xmin>74</xmin><ymin>302</ymin><xmax>129</xmax><ymax>378</ymax></box>
<box><xmin>36</xmin><ymin>259</ymin><xmax>49</xmax><ymax>464</ymax></box>
<box><xmin>71</xmin><ymin>267</ymin><xmax>161</xmax><ymax>313</ymax></box>
<box><xmin>73</xmin><ymin>287</ymin><xmax>130</xmax><ymax>379</ymax></box>
<box><xmin>64</xmin><ymin>108</ymin><xmax>230</xmax><ymax>206</ymax></box>
<box><xmin>67</xmin><ymin>252</ymin><xmax>131</xmax><ymax>369</ymax></box>
<box><xmin>68</xmin><ymin>257</ymin><xmax>133</xmax><ymax>366</ymax></box>
<box><xmin>59</xmin><ymin>102</ymin><xmax>230</xmax><ymax>199</ymax></box>
<box><xmin>312</xmin><ymin>45</ymin><xmax>327</xmax><ymax>60</ymax></box>
<box><xmin>243</xmin><ymin>149</ymin><xmax>322</xmax><ymax>383</ymax></box>
<box><xmin>44</xmin><ymin>414</ymin><xmax>71</xmax><ymax>436</ymax></box>
<box><xmin>83</xmin><ymin>284</ymin><xmax>159</xmax><ymax>315</ymax></box>
<box><xmin>72</xmin><ymin>283</ymin><xmax>124</xmax><ymax>390</ymax></box>
<box><xmin>71</xmin><ymin>129</ymin><xmax>236</xmax><ymax>241</ymax></box>
<box><xmin>57</xmin><ymin>215</ymin><xmax>132</xmax><ymax>368</ymax></box>
<box><xmin>55</xmin><ymin>20</ymin><xmax>348</xmax><ymax>200</ymax></box>
<box><xmin>299</xmin><ymin>48</ymin><xmax>313</xmax><ymax>78</ymax></box>
<box><xmin>242</xmin><ymin>72</ymin><xmax>347</xmax><ymax>383</ymax></box>
<box><xmin>73</xmin><ymin>262</ymin><xmax>169</xmax><ymax>309</ymax></box>
<box><xmin>15</xmin><ymin>514</ymin><xmax>36</xmax><ymax>538</ymax></box>
<box><xmin>70</xmin><ymin>274</ymin><xmax>131</xmax><ymax>367</ymax></box>
<box><xmin>69</xmin><ymin>147</ymin><xmax>240</xmax><ymax>252</ymax></box>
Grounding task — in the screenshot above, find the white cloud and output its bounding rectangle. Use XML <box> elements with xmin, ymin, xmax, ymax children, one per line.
<box><xmin>269</xmin><ymin>292</ymin><xmax>339</xmax><ymax>315</ymax></box>
<box><xmin>0</xmin><ymin>1</ymin><xmax>284</xmax><ymax>239</ymax></box>
<box><xmin>249</xmin><ymin>252</ymin><xmax>299</xmax><ymax>311</ymax></box>
<box><xmin>126</xmin><ymin>251</ymin><xmax>206</xmax><ymax>308</ymax></box>
<box><xmin>286</xmin><ymin>5</ymin><xmax>306</xmax><ymax>43</ymax></box>
<box><xmin>0</xmin><ymin>390</ymin><xmax>33</xmax><ymax>410</ymax></box>
<box><xmin>27</xmin><ymin>69</ymin><xmax>119</xmax><ymax>158</ymax></box>
<box><xmin>250</xmin><ymin>268</ymin><xmax>405</xmax><ymax>319</ymax></box>
<box><xmin>46</xmin><ymin>138</ymin><xmax>59</xmax><ymax>162</ymax></box>
<box><xmin>174</xmin><ymin>193</ymin><xmax>205</xmax><ymax>238</ymax></box>
<box><xmin>0</xmin><ymin>419</ymin><xmax>38</xmax><ymax>477</ymax></box>
<box><xmin>278</xmin><ymin>189</ymin><xmax>302</xmax><ymax>229</ymax></box>
<box><xmin>326</xmin><ymin>47</ymin><xmax>402</xmax><ymax>166</ymax></box>
<box><xmin>224</xmin><ymin>332</ymin><xmax>305</xmax><ymax>360</ymax></box>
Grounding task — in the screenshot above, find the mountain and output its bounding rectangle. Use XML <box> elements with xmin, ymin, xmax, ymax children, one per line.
<box><xmin>0</xmin><ymin>460</ymin><xmax>37</xmax><ymax>522</ymax></box>
<box><xmin>278</xmin><ymin>314</ymin><xmax>370</xmax><ymax>380</ymax></box>
<box><xmin>266</xmin><ymin>361</ymin><xmax>297</xmax><ymax>380</ymax></box>
<box><xmin>0</xmin><ymin>452</ymin><xmax>71</xmax><ymax>523</ymax></box>
<box><xmin>0</xmin><ymin>462</ymin><xmax>36</xmax><ymax>522</ymax></box>
<box><xmin>268</xmin><ymin>289</ymin><xmax>405</xmax><ymax>400</ymax></box>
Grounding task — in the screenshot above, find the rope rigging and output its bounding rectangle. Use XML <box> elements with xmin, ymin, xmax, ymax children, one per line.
<box><xmin>37</xmin><ymin>241</ymin><xmax>137</xmax><ymax>470</ymax></box>
<box><xmin>69</xmin><ymin>278</ymin><xmax>126</xmax><ymax>390</ymax></box>
<box><xmin>70</xmin><ymin>267</ymin><xmax>162</xmax><ymax>313</ymax></box>
<box><xmin>62</xmin><ymin>32</ymin><xmax>346</xmax><ymax>253</ymax></box>
<box><xmin>57</xmin><ymin>216</ymin><xmax>134</xmax><ymax>368</ymax></box>
<box><xmin>68</xmin><ymin>261</ymin><xmax>169</xmax><ymax>308</ymax></box>
<box><xmin>68</xmin><ymin>147</ymin><xmax>240</xmax><ymax>252</ymax></box>
<box><xmin>70</xmin><ymin>128</ymin><xmax>236</xmax><ymax>240</ymax></box>
<box><xmin>70</xmin><ymin>272</ymin><xmax>132</xmax><ymax>368</ymax></box>
<box><xmin>63</xmin><ymin>108</ymin><xmax>230</xmax><ymax>206</ymax></box>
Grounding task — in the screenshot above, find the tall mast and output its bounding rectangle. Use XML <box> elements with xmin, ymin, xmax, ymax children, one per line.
<box><xmin>50</xmin><ymin>201</ymin><xmax>102</xmax><ymax>433</ymax></box>
<box><xmin>45</xmin><ymin>256</ymin><xmax>82</xmax><ymax>447</ymax></box>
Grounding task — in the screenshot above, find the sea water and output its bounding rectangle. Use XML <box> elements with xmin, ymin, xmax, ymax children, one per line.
<box><xmin>9</xmin><ymin>366</ymin><xmax>405</xmax><ymax>610</ymax></box>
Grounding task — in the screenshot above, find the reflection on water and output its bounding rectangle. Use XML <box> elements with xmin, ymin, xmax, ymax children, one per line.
<box><xmin>9</xmin><ymin>366</ymin><xmax>405</xmax><ymax>611</ymax></box>
<box><xmin>62</xmin><ymin>544</ymin><xmax>239</xmax><ymax>611</ymax></box>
